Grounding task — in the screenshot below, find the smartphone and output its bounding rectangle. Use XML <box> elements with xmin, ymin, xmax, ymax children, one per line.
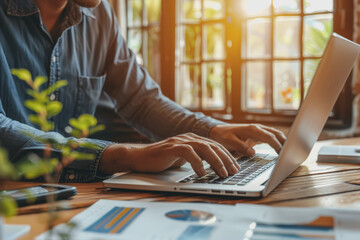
<box><xmin>317</xmin><ymin>145</ymin><xmax>360</xmax><ymax>164</ymax></box>
<box><xmin>0</xmin><ymin>184</ymin><xmax>77</xmax><ymax>207</ymax></box>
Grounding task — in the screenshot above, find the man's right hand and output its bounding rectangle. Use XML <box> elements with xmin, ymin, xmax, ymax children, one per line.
<box><xmin>99</xmin><ymin>133</ymin><xmax>241</xmax><ymax>178</ymax></box>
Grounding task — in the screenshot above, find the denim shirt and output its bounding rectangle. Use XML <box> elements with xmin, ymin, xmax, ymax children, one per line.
<box><xmin>0</xmin><ymin>0</ymin><xmax>224</xmax><ymax>182</ymax></box>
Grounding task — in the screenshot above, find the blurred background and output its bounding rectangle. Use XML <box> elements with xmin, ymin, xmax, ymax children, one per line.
<box><xmin>106</xmin><ymin>0</ymin><xmax>359</xmax><ymax>139</ymax></box>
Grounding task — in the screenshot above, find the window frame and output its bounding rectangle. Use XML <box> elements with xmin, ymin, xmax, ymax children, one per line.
<box><xmin>229</xmin><ymin>0</ymin><xmax>354</xmax><ymax>129</ymax></box>
<box><xmin>132</xmin><ymin>0</ymin><xmax>354</xmax><ymax>128</ymax></box>
<box><xmin>124</xmin><ymin>0</ymin><xmax>162</xmax><ymax>84</ymax></box>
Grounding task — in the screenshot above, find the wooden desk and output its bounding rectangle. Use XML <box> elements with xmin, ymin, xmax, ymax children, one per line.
<box><xmin>3</xmin><ymin>138</ymin><xmax>360</xmax><ymax>239</ymax></box>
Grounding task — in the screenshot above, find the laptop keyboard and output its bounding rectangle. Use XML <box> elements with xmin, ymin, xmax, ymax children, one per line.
<box><xmin>179</xmin><ymin>154</ymin><xmax>278</xmax><ymax>186</ymax></box>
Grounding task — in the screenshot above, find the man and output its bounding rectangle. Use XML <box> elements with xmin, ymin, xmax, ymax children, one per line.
<box><xmin>0</xmin><ymin>0</ymin><xmax>285</xmax><ymax>183</ymax></box>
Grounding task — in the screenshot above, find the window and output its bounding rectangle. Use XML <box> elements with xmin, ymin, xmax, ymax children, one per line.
<box><xmin>122</xmin><ymin>0</ymin><xmax>353</xmax><ymax>128</ymax></box>
<box><xmin>237</xmin><ymin>0</ymin><xmax>335</xmax><ymax>122</ymax></box>
<box><xmin>175</xmin><ymin>0</ymin><xmax>227</xmax><ymax>111</ymax></box>
<box><xmin>126</xmin><ymin>0</ymin><xmax>162</xmax><ymax>83</ymax></box>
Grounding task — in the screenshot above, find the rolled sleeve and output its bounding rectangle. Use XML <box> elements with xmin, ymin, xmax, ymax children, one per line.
<box><xmin>58</xmin><ymin>139</ymin><xmax>114</xmax><ymax>183</ymax></box>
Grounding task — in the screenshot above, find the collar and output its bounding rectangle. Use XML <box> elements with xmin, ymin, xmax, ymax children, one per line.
<box><xmin>7</xmin><ymin>0</ymin><xmax>39</xmax><ymax>16</ymax></box>
<box><xmin>7</xmin><ymin>0</ymin><xmax>96</xmax><ymax>19</ymax></box>
<box><xmin>80</xmin><ymin>7</ymin><xmax>96</xmax><ymax>19</ymax></box>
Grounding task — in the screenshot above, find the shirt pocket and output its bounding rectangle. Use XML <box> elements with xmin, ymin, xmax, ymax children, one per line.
<box><xmin>75</xmin><ymin>74</ymin><xmax>106</xmax><ymax>116</ymax></box>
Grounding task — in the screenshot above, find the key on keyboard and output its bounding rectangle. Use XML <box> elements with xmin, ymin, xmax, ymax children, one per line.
<box><xmin>179</xmin><ymin>154</ymin><xmax>277</xmax><ymax>186</ymax></box>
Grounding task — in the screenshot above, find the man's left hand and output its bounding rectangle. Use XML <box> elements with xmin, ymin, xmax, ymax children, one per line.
<box><xmin>210</xmin><ymin>124</ymin><xmax>286</xmax><ymax>157</ymax></box>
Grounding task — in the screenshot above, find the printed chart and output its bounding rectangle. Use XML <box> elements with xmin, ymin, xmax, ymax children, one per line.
<box><xmin>165</xmin><ymin>209</ymin><xmax>216</xmax><ymax>224</ymax></box>
<box><xmin>245</xmin><ymin>216</ymin><xmax>335</xmax><ymax>240</ymax></box>
<box><xmin>84</xmin><ymin>207</ymin><xmax>144</xmax><ymax>234</ymax></box>
<box><xmin>178</xmin><ymin>225</ymin><xmax>215</xmax><ymax>240</ymax></box>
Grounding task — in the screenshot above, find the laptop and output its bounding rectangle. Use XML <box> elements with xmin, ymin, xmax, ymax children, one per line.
<box><xmin>104</xmin><ymin>33</ymin><xmax>360</xmax><ymax>197</ymax></box>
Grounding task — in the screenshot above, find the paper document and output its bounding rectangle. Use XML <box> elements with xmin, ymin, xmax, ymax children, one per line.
<box><xmin>2</xmin><ymin>224</ymin><xmax>30</xmax><ymax>240</ymax></box>
<box><xmin>36</xmin><ymin>200</ymin><xmax>360</xmax><ymax>240</ymax></box>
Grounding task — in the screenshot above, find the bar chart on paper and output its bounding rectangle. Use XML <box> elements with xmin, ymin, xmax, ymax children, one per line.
<box><xmin>84</xmin><ymin>207</ymin><xmax>144</xmax><ymax>234</ymax></box>
<box><xmin>245</xmin><ymin>216</ymin><xmax>335</xmax><ymax>240</ymax></box>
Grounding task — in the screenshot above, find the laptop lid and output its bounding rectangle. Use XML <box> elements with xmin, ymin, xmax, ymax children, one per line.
<box><xmin>263</xmin><ymin>33</ymin><xmax>360</xmax><ymax>196</ymax></box>
<box><xmin>104</xmin><ymin>33</ymin><xmax>359</xmax><ymax>198</ymax></box>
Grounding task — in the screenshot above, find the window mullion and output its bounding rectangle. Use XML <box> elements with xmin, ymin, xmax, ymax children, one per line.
<box><xmin>224</xmin><ymin>0</ymin><xmax>230</xmax><ymax>115</ymax></box>
<box><xmin>270</xmin><ymin>0</ymin><xmax>274</xmax><ymax>114</ymax></box>
<box><xmin>199</xmin><ymin>0</ymin><xmax>205</xmax><ymax>111</ymax></box>
<box><xmin>300</xmin><ymin>0</ymin><xmax>305</xmax><ymax>103</ymax></box>
<box><xmin>160</xmin><ymin>0</ymin><xmax>176</xmax><ymax>100</ymax></box>
<box><xmin>227</xmin><ymin>0</ymin><xmax>242</xmax><ymax>121</ymax></box>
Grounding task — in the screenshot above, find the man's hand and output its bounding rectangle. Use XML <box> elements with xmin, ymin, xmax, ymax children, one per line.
<box><xmin>209</xmin><ymin>124</ymin><xmax>286</xmax><ymax>157</ymax></box>
<box><xmin>100</xmin><ymin>133</ymin><xmax>241</xmax><ymax>178</ymax></box>
<box><xmin>100</xmin><ymin>125</ymin><xmax>285</xmax><ymax>178</ymax></box>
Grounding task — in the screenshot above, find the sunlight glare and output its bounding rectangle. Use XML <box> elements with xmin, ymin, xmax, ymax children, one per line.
<box><xmin>243</xmin><ymin>0</ymin><xmax>271</xmax><ymax>16</ymax></box>
<box><xmin>273</xmin><ymin>0</ymin><xmax>299</xmax><ymax>12</ymax></box>
<box><xmin>305</xmin><ymin>0</ymin><xmax>333</xmax><ymax>13</ymax></box>
<box><xmin>205</xmin><ymin>0</ymin><xmax>222</xmax><ymax>11</ymax></box>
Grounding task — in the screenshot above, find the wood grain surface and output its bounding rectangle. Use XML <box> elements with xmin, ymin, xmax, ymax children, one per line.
<box><xmin>3</xmin><ymin>138</ymin><xmax>360</xmax><ymax>239</ymax></box>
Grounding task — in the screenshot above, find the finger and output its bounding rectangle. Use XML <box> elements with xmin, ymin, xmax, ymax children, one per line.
<box><xmin>169</xmin><ymin>159</ymin><xmax>187</xmax><ymax>169</ymax></box>
<box><xmin>259</xmin><ymin>125</ymin><xmax>286</xmax><ymax>145</ymax></box>
<box><xmin>202</xmin><ymin>138</ymin><xmax>240</xmax><ymax>169</ymax></box>
<box><xmin>190</xmin><ymin>140</ymin><xmax>239</xmax><ymax>175</ymax></box>
<box><xmin>181</xmin><ymin>133</ymin><xmax>240</xmax><ymax>170</ymax></box>
<box><xmin>189</xmin><ymin>142</ymin><xmax>229</xmax><ymax>178</ymax></box>
<box><xmin>226</xmin><ymin>135</ymin><xmax>255</xmax><ymax>157</ymax></box>
<box><xmin>231</xmin><ymin>151</ymin><xmax>243</xmax><ymax>159</ymax></box>
<box><xmin>245</xmin><ymin>139</ymin><xmax>257</xmax><ymax>148</ymax></box>
<box><xmin>249</xmin><ymin>126</ymin><xmax>282</xmax><ymax>153</ymax></box>
<box><xmin>171</xmin><ymin>144</ymin><xmax>206</xmax><ymax>176</ymax></box>
<box><xmin>209</xmin><ymin>144</ymin><xmax>240</xmax><ymax>175</ymax></box>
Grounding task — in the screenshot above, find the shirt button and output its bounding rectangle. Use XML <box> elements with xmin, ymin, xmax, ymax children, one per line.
<box><xmin>50</xmin><ymin>94</ymin><xmax>56</xmax><ymax>101</ymax></box>
<box><xmin>52</xmin><ymin>56</ymin><xmax>56</xmax><ymax>63</ymax></box>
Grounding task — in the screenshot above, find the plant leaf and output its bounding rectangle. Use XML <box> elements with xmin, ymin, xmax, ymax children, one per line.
<box><xmin>69</xmin><ymin>151</ymin><xmax>96</xmax><ymax>160</ymax></box>
<box><xmin>66</xmin><ymin>139</ymin><xmax>80</xmax><ymax>149</ymax></box>
<box><xmin>0</xmin><ymin>148</ymin><xmax>17</xmax><ymax>180</ymax></box>
<box><xmin>0</xmin><ymin>195</ymin><xmax>18</xmax><ymax>217</ymax></box>
<box><xmin>26</xmin><ymin>89</ymin><xmax>35</xmax><ymax>98</ymax></box>
<box><xmin>88</xmin><ymin>124</ymin><xmax>105</xmax><ymax>136</ymax></box>
<box><xmin>28</xmin><ymin>114</ymin><xmax>43</xmax><ymax>126</ymax></box>
<box><xmin>65</xmin><ymin>127</ymin><xmax>82</xmax><ymax>138</ymax></box>
<box><xmin>24</xmin><ymin>100</ymin><xmax>46</xmax><ymax>114</ymax></box>
<box><xmin>17</xmin><ymin>155</ymin><xmax>58</xmax><ymax>179</ymax></box>
<box><xmin>62</xmin><ymin>146</ymin><xmax>71</xmax><ymax>156</ymax></box>
<box><xmin>11</xmin><ymin>68</ymin><xmax>32</xmax><ymax>85</ymax></box>
<box><xmin>46</xmin><ymin>158</ymin><xmax>59</xmax><ymax>173</ymax></box>
<box><xmin>44</xmin><ymin>80</ymin><xmax>68</xmax><ymax>95</ymax></box>
<box><xmin>33</xmin><ymin>76</ymin><xmax>47</xmax><ymax>91</ymax></box>
<box><xmin>78</xmin><ymin>142</ymin><xmax>102</xmax><ymax>150</ymax></box>
<box><xmin>78</xmin><ymin>114</ymin><xmax>97</xmax><ymax>127</ymax></box>
<box><xmin>26</xmin><ymin>90</ymin><xmax>48</xmax><ymax>103</ymax></box>
<box><xmin>69</xmin><ymin>119</ymin><xmax>87</xmax><ymax>131</ymax></box>
<box><xmin>71</xmin><ymin>129</ymin><xmax>82</xmax><ymax>138</ymax></box>
<box><xmin>45</xmin><ymin>122</ymin><xmax>55</xmax><ymax>132</ymax></box>
<box><xmin>46</xmin><ymin>101</ymin><xmax>63</xmax><ymax>117</ymax></box>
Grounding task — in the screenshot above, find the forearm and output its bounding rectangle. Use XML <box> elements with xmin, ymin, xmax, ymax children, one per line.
<box><xmin>103</xmin><ymin>29</ymin><xmax>225</xmax><ymax>141</ymax></box>
<box><xmin>128</xmin><ymin>93</ymin><xmax>226</xmax><ymax>141</ymax></box>
<box><xmin>98</xmin><ymin>143</ymin><xmax>134</xmax><ymax>174</ymax></box>
<box><xmin>0</xmin><ymin>113</ymin><xmax>113</xmax><ymax>183</ymax></box>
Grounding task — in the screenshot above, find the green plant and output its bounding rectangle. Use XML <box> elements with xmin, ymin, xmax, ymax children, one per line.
<box><xmin>0</xmin><ymin>147</ymin><xmax>18</xmax><ymax>218</ymax></box>
<box><xmin>0</xmin><ymin>69</ymin><xmax>106</xmax><ymax>239</ymax></box>
<box><xmin>11</xmin><ymin>69</ymin><xmax>105</xmax><ymax>181</ymax></box>
<box><xmin>0</xmin><ymin>146</ymin><xmax>18</xmax><ymax>240</ymax></box>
